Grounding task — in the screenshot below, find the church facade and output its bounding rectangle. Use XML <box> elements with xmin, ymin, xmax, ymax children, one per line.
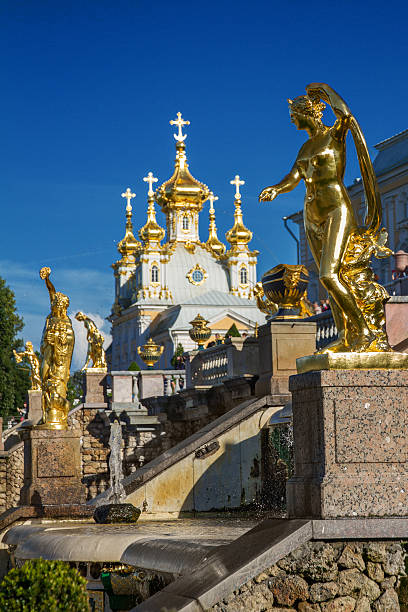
<box><xmin>109</xmin><ymin>114</ymin><xmax>266</xmax><ymax>370</ymax></box>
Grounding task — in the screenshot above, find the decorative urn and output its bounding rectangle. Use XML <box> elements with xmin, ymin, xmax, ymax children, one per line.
<box><xmin>261</xmin><ymin>264</ymin><xmax>309</xmax><ymax>320</ymax></box>
<box><xmin>137</xmin><ymin>338</ymin><xmax>164</xmax><ymax>369</ymax></box>
<box><xmin>189</xmin><ymin>314</ymin><xmax>212</xmax><ymax>350</ymax></box>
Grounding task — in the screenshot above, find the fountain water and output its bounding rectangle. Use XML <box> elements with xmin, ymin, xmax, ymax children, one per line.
<box><xmin>93</xmin><ymin>420</ymin><xmax>141</xmax><ymax>524</ymax></box>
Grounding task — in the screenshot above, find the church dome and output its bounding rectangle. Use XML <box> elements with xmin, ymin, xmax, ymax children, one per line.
<box><xmin>155</xmin><ymin>113</ymin><xmax>210</xmax><ymax>214</ymax></box>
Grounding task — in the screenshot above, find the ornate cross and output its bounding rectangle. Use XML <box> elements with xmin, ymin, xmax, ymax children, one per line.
<box><xmin>230</xmin><ymin>175</ymin><xmax>245</xmax><ymax>200</ymax></box>
<box><xmin>121</xmin><ymin>187</ymin><xmax>136</xmax><ymax>211</ymax></box>
<box><xmin>208</xmin><ymin>192</ymin><xmax>219</xmax><ymax>212</ymax></box>
<box><xmin>170</xmin><ymin>112</ymin><xmax>190</xmax><ymax>142</ymax></box>
<box><xmin>143</xmin><ymin>172</ymin><xmax>158</xmax><ymax>197</ymax></box>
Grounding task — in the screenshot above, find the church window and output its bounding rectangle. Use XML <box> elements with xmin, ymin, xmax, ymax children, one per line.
<box><xmin>151</xmin><ymin>265</ymin><xmax>159</xmax><ymax>283</ymax></box>
<box><xmin>182</xmin><ymin>215</ymin><xmax>190</xmax><ymax>230</ymax></box>
<box><xmin>240</xmin><ymin>266</ymin><xmax>248</xmax><ymax>285</ymax></box>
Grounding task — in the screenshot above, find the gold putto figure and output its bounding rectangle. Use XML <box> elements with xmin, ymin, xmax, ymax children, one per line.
<box><xmin>260</xmin><ymin>83</ymin><xmax>392</xmax><ymax>355</ymax></box>
<box><xmin>13</xmin><ymin>341</ymin><xmax>41</xmax><ymax>391</ymax></box>
<box><xmin>38</xmin><ymin>267</ymin><xmax>74</xmax><ymax>429</ymax></box>
<box><xmin>75</xmin><ymin>312</ymin><xmax>107</xmax><ymax>371</ymax></box>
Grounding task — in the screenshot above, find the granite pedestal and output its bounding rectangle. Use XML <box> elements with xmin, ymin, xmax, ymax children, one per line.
<box><xmin>255</xmin><ymin>320</ymin><xmax>316</xmax><ymax>396</ymax></box>
<box><xmin>287</xmin><ymin>369</ymin><xmax>408</xmax><ymax>518</ymax></box>
<box><xmin>27</xmin><ymin>390</ymin><xmax>42</xmax><ymax>423</ymax></box>
<box><xmin>82</xmin><ymin>369</ymin><xmax>108</xmax><ymax>404</ymax></box>
<box><xmin>20</xmin><ymin>427</ymin><xmax>86</xmax><ymax>507</ymax></box>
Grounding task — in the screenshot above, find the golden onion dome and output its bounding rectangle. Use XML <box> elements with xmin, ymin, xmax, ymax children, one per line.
<box><xmin>155</xmin><ymin>115</ymin><xmax>210</xmax><ymax>213</ymax></box>
<box><xmin>116</xmin><ymin>188</ymin><xmax>141</xmax><ymax>264</ymax></box>
<box><xmin>206</xmin><ymin>192</ymin><xmax>226</xmax><ymax>257</ymax></box>
<box><xmin>225</xmin><ymin>198</ymin><xmax>253</xmax><ymax>246</ymax></box>
<box><xmin>139</xmin><ymin>195</ymin><xmax>165</xmax><ymax>246</ymax></box>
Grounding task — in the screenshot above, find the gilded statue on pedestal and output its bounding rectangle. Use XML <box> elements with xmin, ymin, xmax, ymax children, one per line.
<box><xmin>38</xmin><ymin>267</ymin><xmax>74</xmax><ymax>429</ymax></box>
<box><xmin>260</xmin><ymin>83</ymin><xmax>394</xmax><ymax>363</ymax></box>
<box><xmin>75</xmin><ymin>312</ymin><xmax>107</xmax><ymax>371</ymax></box>
<box><xmin>13</xmin><ymin>342</ymin><xmax>41</xmax><ymax>391</ymax></box>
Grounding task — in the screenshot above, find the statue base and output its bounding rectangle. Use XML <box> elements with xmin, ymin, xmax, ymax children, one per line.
<box><xmin>27</xmin><ymin>390</ymin><xmax>42</xmax><ymax>424</ymax></box>
<box><xmin>287</xmin><ymin>369</ymin><xmax>408</xmax><ymax>518</ymax></box>
<box><xmin>82</xmin><ymin>369</ymin><xmax>108</xmax><ymax>404</ymax></box>
<box><xmin>20</xmin><ymin>427</ymin><xmax>86</xmax><ymax>507</ymax></box>
<box><xmin>297</xmin><ymin>351</ymin><xmax>408</xmax><ymax>374</ymax></box>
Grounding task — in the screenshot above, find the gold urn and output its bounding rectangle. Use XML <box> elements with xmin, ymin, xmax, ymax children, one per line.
<box><xmin>261</xmin><ymin>264</ymin><xmax>309</xmax><ymax>320</ymax></box>
<box><xmin>137</xmin><ymin>338</ymin><xmax>164</xmax><ymax>369</ymax></box>
<box><xmin>189</xmin><ymin>314</ymin><xmax>212</xmax><ymax>350</ymax></box>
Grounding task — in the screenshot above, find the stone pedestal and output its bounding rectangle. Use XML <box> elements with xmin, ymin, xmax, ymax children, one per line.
<box><xmin>20</xmin><ymin>428</ymin><xmax>86</xmax><ymax>507</ymax></box>
<box><xmin>111</xmin><ymin>371</ymin><xmax>134</xmax><ymax>403</ymax></box>
<box><xmin>287</xmin><ymin>369</ymin><xmax>408</xmax><ymax>518</ymax></box>
<box><xmin>27</xmin><ymin>390</ymin><xmax>42</xmax><ymax>424</ymax></box>
<box><xmin>255</xmin><ymin>321</ymin><xmax>316</xmax><ymax>396</ymax></box>
<box><xmin>82</xmin><ymin>369</ymin><xmax>108</xmax><ymax>404</ymax></box>
<box><xmin>138</xmin><ymin>370</ymin><xmax>165</xmax><ymax>399</ymax></box>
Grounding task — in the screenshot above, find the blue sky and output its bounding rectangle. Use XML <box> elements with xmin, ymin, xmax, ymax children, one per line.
<box><xmin>1</xmin><ymin>0</ymin><xmax>407</xmax><ymax>368</ymax></box>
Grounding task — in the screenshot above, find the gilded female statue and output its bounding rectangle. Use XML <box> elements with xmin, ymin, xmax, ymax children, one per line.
<box><xmin>260</xmin><ymin>83</ymin><xmax>392</xmax><ymax>354</ymax></box>
<box><xmin>13</xmin><ymin>341</ymin><xmax>41</xmax><ymax>391</ymax></box>
<box><xmin>39</xmin><ymin>267</ymin><xmax>74</xmax><ymax>429</ymax></box>
<box><xmin>75</xmin><ymin>311</ymin><xmax>107</xmax><ymax>371</ymax></box>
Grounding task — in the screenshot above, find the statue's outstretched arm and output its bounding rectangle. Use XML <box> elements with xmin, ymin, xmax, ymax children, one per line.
<box><xmin>39</xmin><ymin>267</ymin><xmax>56</xmax><ymax>305</ymax></box>
<box><xmin>259</xmin><ymin>163</ymin><xmax>301</xmax><ymax>202</ymax></box>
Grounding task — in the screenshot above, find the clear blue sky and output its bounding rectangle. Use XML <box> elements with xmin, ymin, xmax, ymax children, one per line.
<box><xmin>1</xmin><ymin>0</ymin><xmax>407</xmax><ymax>367</ymax></box>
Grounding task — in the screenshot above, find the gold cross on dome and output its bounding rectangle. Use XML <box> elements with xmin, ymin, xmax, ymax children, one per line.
<box><xmin>230</xmin><ymin>175</ymin><xmax>245</xmax><ymax>200</ymax></box>
<box><xmin>208</xmin><ymin>192</ymin><xmax>219</xmax><ymax>212</ymax></box>
<box><xmin>143</xmin><ymin>172</ymin><xmax>158</xmax><ymax>197</ymax></box>
<box><xmin>121</xmin><ymin>187</ymin><xmax>136</xmax><ymax>211</ymax></box>
<box><xmin>170</xmin><ymin>112</ymin><xmax>190</xmax><ymax>142</ymax></box>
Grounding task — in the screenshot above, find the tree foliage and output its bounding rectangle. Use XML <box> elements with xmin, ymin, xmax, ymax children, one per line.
<box><xmin>225</xmin><ymin>323</ymin><xmax>241</xmax><ymax>338</ymax></box>
<box><xmin>0</xmin><ymin>558</ymin><xmax>89</xmax><ymax>611</ymax></box>
<box><xmin>66</xmin><ymin>370</ymin><xmax>84</xmax><ymax>407</ymax></box>
<box><xmin>0</xmin><ymin>277</ymin><xmax>30</xmax><ymax>419</ymax></box>
<box><xmin>171</xmin><ymin>343</ymin><xmax>185</xmax><ymax>368</ymax></box>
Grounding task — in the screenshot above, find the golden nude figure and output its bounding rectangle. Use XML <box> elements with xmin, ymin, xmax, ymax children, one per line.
<box><xmin>260</xmin><ymin>83</ymin><xmax>392</xmax><ymax>354</ymax></box>
<box><xmin>13</xmin><ymin>341</ymin><xmax>41</xmax><ymax>391</ymax></box>
<box><xmin>75</xmin><ymin>311</ymin><xmax>107</xmax><ymax>371</ymax></box>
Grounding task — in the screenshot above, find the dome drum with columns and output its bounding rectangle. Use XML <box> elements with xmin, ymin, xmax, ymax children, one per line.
<box><xmin>109</xmin><ymin>113</ymin><xmax>266</xmax><ymax>370</ymax></box>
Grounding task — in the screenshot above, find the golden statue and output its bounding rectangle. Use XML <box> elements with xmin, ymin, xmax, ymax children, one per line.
<box><xmin>75</xmin><ymin>312</ymin><xmax>107</xmax><ymax>371</ymax></box>
<box><xmin>38</xmin><ymin>267</ymin><xmax>74</xmax><ymax>429</ymax></box>
<box><xmin>13</xmin><ymin>342</ymin><xmax>41</xmax><ymax>391</ymax></box>
<box><xmin>260</xmin><ymin>83</ymin><xmax>395</xmax><ymax>364</ymax></box>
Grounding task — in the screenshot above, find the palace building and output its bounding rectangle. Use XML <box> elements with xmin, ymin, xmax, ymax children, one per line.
<box><xmin>109</xmin><ymin>113</ymin><xmax>266</xmax><ymax>370</ymax></box>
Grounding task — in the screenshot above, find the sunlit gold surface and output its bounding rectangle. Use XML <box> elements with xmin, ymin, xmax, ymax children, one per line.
<box><xmin>297</xmin><ymin>351</ymin><xmax>408</xmax><ymax>374</ymax></box>
<box><xmin>137</xmin><ymin>338</ymin><xmax>164</xmax><ymax>368</ymax></box>
<box><xmin>75</xmin><ymin>312</ymin><xmax>107</xmax><ymax>371</ymax></box>
<box><xmin>253</xmin><ymin>282</ymin><xmax>278</xmax><ymax>316</ymax></box>
<box><xmin>206</xmin><ymin>192</ymin><xmax>226</xmax><ymax>256</ymax></box>
<box><xmin>139</xmin><ymin>172</ymin><xmax>165</xmax><ymax>248</ymax></box>
<box><xmin>263</xmin><ymin>264</ymin><xmax>310</xmax><ymax>320</ymax></box>
<box><xmin>226</xmin><ymin>175</ymin><xmax>253</xmax><ymax>248</ymax></box>
<box><xmin>37</xmin><ymin>267</ymin><xmax>74</xmax><ymax>430</ymax></box>
<box><xmin>115</xmin><ymin>188</ymin><xmax>141</xmax><ymax>267</ymax></box>
<box><xmin>13</xmin><ymin>341</ymin><xmax>41</xmax><ymax>391</ymax></box>
<box><xmin>189</xmin><ymin>314</ymin><xmax>212</xmax><ymax>349</ymax></box>
<box><xmin>260</xmin><ymin>83</ymin><xmax>394</xmax><ymax>360</ymax></box>
<box><xmin>155</xmin><ymin>114</ymin><xmax>209</xmax><ymax>214</ymax></box>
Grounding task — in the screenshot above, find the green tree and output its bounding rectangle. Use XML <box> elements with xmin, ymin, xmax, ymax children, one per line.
<box><xmin>128</xmin><ymin>361</ymin><xmax>141</xmax><ymax>371</ymax></box>
<box><xmin>66</xmin><ymin>371</ymin><xmax>84</xmax><ymax>407</ymax></box>
<box><xmin>171</xmin><ymin>343</ymin><xmax>184</xmax><ymax>368</ymax></box>
<box><xmin>0</xmin><ymin>277</ymin><xmax>30</xmax><ymax>420</ymax></box>
<box><xmin>225</xmin><ymin>323</ymin><xmax>241</xmax><ymax>338</ymax></box>
<box><xmin>0</xmin><ymin>558</ymin><xmax>88</xmax><ymax>611</ymax></box>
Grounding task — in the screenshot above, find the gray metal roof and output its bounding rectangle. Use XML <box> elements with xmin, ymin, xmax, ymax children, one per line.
<box><xmin>373</xmin><ymin>129</ymin><xmax>408</xmax><ymax>177</ymax></box>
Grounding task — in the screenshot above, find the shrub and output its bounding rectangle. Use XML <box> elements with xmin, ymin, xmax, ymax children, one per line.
<box><xmin>0</xmin><ymin>558</ymin><xmax>89</xmax><ymax>611</ymax></box>
<box><xmin>128</xmin><ymin>361</ymin><xmax>141</xmax><ymax>371</ymax></box>
<box><xmin>225</xmin><ymin>323</ymin><xmax>241</xmax><ymax>338</ymax></box>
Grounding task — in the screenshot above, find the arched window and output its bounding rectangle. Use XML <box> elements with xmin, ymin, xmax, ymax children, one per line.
<box><xmin>151</xmin><ymin>265</ymin><xmax>159</xmax><ymax>283</ymax></box>
<box><xmin>240</xmin><ymin>266</ymin><xmax>248</xmax><ymax>285</ymax></box>
<box><xmin>182</xmin><ymin>215</ymin><xmax>190</xmax><ymax>230</ymax></box>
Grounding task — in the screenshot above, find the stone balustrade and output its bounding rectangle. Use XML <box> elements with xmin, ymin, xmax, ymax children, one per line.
<box><xmin>111</xmin><ymin>369</ymin><xmax>186</xmax><ymax>404</ymax></box>
<box><xmin>185</xmin><ymin>337</ymin><xmax>259</xmax><ymax>389</ymax></box>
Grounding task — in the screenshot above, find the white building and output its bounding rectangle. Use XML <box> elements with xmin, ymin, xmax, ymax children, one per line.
<box><xmin>109</xmin><ymin>114</ymin><xmax>266</xmax><ymax>369</ymax></box>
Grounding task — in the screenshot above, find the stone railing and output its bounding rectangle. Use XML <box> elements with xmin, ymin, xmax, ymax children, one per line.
<box><xmin>304</xmin><ymin>310</ymin><xmax>337</xmax><ymax>351</ymax></box>
<box><xmin>185</xmin><ymin>337</ymin><xmax>259</xmax><ymax>389</ymax></box>
<box><xmin>111</xmin><ymin>370</ymin><xmax>186</xmax><ymax>405</ymax></box>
